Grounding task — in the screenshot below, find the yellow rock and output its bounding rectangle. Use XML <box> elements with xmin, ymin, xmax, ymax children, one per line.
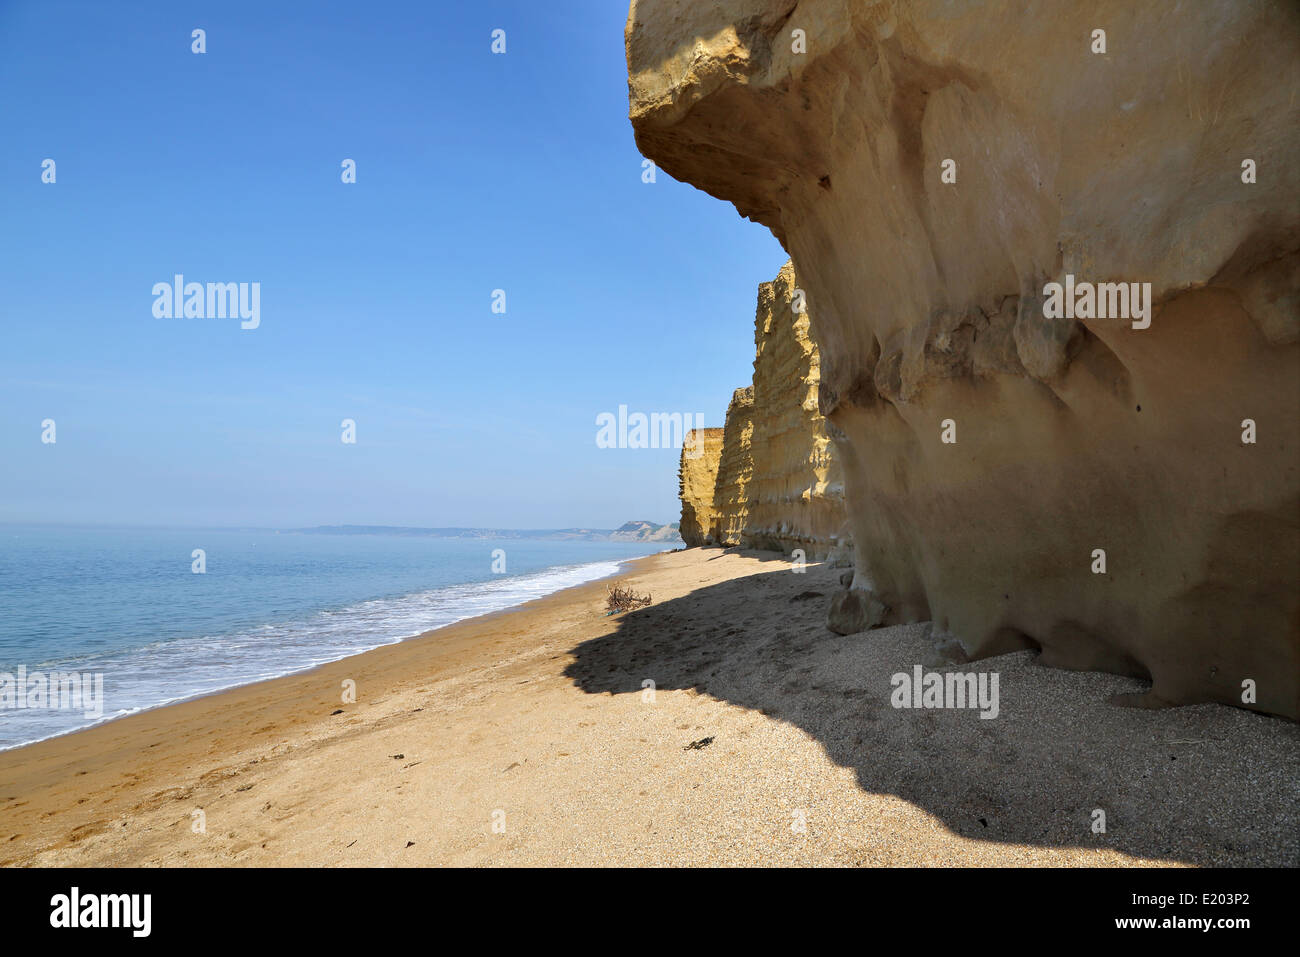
<box><xmin>635</xmin><ymin>0</ymin><xmax>1300</xmax><ymax>718</ymax></box>
<box><xmin>679</xmin><ymin>261</ymin><xmax>848</xmax><ymax>559</ymax></box>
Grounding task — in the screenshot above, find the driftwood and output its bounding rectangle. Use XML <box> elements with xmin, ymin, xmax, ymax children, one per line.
<box><xmin>605</xmin><ymin>581</ymin><xmax>651</xmax><ymax>614</ymax></box>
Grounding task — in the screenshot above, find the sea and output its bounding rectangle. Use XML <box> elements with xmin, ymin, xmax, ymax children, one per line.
<box><xmin>0</xmin><ymin>524</ymin><xmax>672</xmax><ymax>750</ymax></box>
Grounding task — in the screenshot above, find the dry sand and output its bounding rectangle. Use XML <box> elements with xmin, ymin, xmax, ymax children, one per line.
<box><xmin>1</xmin><ymin>548</ymin><xmax>1296</xmax><ymax>867</ymax></box>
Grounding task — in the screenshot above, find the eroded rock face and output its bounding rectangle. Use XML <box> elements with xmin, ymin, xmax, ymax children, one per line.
<box><xmin>741</xmin><ymin>262</ymin><xmax>847</xmax><ymax>558</ymax></box>
<box><xmin>713</xmin><ymin>385</ymin><xmax>756</xmax><ymax>546</ymax></box>
<box><xmin>630</xmin><ymin>0</ymin><xmax>1300</xmax><ymax>717</ymax></box>
<box><xmin>679</xmin><ymin>427</ymin><xmax>725</xmax><ymax>545</ymax></box>
<box><xmin>679</xmin><ymin>262</ymin><xmax>848</xmax><ymax>558</ymax></box>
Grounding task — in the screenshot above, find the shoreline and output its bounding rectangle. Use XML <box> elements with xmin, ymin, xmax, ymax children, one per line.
<box><xmin>0</xmin><ymin>549</ymin><xmax>692</xmax><ymax>866</ymax></box>
<box><xmin>0</xmin><ymin>550</ymin><xmax>670</xmax><ymax>755</ymax></box>
<box><xmin>2</xmin><ymin>547</ymin><xmax>1295</xmax><ymax>867</ymax></box>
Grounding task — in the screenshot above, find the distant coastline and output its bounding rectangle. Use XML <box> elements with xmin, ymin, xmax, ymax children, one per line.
<box><xmin>291</xmin><ymin>520</ymin><xmax>683</xmax><ymax>544</ymax></box>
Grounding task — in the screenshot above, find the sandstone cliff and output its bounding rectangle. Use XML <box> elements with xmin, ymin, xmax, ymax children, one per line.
<box><xmin>679</xmin><ymin>262</ymin><xmax>847</xmax><ymax>558</ymax></box>
<box><xmin>678</xmin><ymin>428</ymin><xmax>725</xmax><ymax>545</ymax></box>
<box><xmin>632</xmin><ymin>1</ymin><xmax>1300</xmax><ymax>718</ymax></box>
<box><xmin>712</xmin><ymin>385</ymin><xmax>754</xmax><ymax>546</ymax></box>
<box><xmin>744</xmin><ymin>263</ymin><xmax>845</xmax><ymax>556</ymax></box>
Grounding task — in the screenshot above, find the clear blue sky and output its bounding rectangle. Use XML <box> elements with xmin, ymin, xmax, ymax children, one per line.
<box><xmin>0</xmin><ymin>0</ymin><xmax>786</xmax><ymax>529</ymax></box>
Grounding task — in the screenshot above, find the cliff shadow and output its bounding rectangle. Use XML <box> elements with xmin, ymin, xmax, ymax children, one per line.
<box><xmin>563</xmin><ymin>560</ymin><xmax>1299</xmax><ymax>866</ymax></box>
<box><xmin>700</xmin><ymin>544</ymin><xmax>809</xmax><ymax>564</ymax></box>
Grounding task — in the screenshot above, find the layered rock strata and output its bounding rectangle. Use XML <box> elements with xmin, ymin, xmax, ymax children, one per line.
<box><xmin>679</xmin><ymin>262</ymin><xmax>848</xmax><ymax>558</ymax></box>
<box><xmin>678</xmin><ymin>427</ymin><xmax>725</xmax><ymax>545</ymax></box>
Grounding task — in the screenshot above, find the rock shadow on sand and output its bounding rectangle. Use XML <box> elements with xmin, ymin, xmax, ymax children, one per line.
<box><xmin>564</xmin><ymin>550</ymin><xmax>1300</xmax><ymax>866</ymax></box>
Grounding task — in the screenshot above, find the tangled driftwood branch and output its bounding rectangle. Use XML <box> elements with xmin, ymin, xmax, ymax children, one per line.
<box><xmin>605</xmin><ymin>581</ymin><xmax>652</xmax><ymax>614</ymax></box>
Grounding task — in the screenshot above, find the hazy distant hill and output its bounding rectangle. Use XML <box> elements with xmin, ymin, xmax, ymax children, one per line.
<box><xmin>609</xmin><ymin>520</ymin><xmax>683</xmax><ymax>542</ymax></box>
<box><xmin>292</xmin><ymin>523</ymin><xmax>683</xmax><ymax>544</ymax></box>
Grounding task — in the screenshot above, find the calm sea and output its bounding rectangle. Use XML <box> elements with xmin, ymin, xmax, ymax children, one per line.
<box><xmin>0</xmin><ymin>524</ymin><xmax>671</xmax><ymax>750</ymax></box>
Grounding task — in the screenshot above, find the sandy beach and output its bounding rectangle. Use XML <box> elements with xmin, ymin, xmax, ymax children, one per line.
<box><xmin>1</xmin><ymin>548</ymin><xmax>1296</xmax><ymax>867</ymax></box>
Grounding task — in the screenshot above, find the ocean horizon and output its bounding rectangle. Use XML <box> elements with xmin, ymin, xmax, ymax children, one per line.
<box><xmin>0</xmin><ymin>523</ymin><xmax>672</xmax><ymax>750</ymax></box>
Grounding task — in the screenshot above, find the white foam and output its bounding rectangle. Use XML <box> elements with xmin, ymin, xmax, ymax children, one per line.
<box><xmin>0</xmin><ymin>557</ymin><xmax>633</xmax><ymax>750</ymax></box>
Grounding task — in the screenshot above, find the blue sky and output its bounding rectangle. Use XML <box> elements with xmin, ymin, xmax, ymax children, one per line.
<box><xmin>0</xmin><ymin>0</ymin><xmax>786</xmax><ymax>529</ymax></box>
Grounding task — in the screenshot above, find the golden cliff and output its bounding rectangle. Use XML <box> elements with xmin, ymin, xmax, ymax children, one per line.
<box><xmin>711</xmin><ymin>385</ymin><xmax>755</xmax><ymax>547</ymax></box>
<box><xmin>634</xmin><ymin>1</ymin><xmax>1300</xmax><ymax>718</ymax></box>
<box><xmin>678</xmin><ymin>427</ymin><xmax>725</xmax><ymax>545</ymax></box>
<box><xmin>679</xmin><ymin>262</ymin><xmax>847</xmax><ymax>558</ymax></box>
